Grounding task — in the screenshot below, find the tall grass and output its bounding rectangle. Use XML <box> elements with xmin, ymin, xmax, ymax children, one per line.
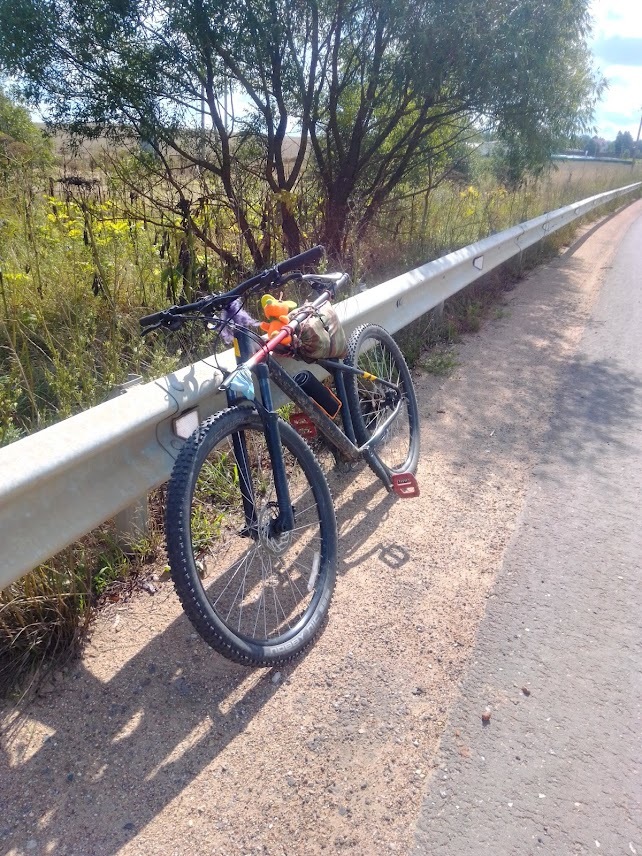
<box><xmin>359</xmin><ymin>159</ymin><xmax>642</xmax><ymax>282</ymax></box>
<box><xmin>1</xmin><ymin>154</ymin><xmax>640</xmax><ymax>697</ymax></box>
<box><xmin>0</xmin><ymin>175</ymin><xmax>197</xmax><ymax>444</ymax></box>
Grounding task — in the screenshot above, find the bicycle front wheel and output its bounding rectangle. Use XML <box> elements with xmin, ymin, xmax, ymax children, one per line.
<box><xmin>345</xmin><ymin>324</ymin><xmax>420</xmax><ymax>475</ymax></box>
<box><xmin>166</xmin><ymin>408</ymin><xmax>337</xmax><ymax>666</ymax></box>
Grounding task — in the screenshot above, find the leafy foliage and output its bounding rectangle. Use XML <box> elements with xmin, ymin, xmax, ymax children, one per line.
<box><xmin>614</xmin><ymin>131</ymin><xmax>634</xmax><ymax>158</ymax></box>
<box><xmin>0</xmin><ymin>86</ymin><xmax>51</xmax><ymax>177</ymax></box>
<box><xmin>0</xmin><ymin>0</ymin><xmax>603</xmax><ymax>261</ymax></box>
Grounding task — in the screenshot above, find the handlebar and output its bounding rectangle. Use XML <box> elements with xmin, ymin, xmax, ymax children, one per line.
<box><xmin>140</xmin><ymin>245</ymin><xmax>326</xmax><ymax>331</ymax></box>
<box><xmin>139</xmin><ymin>308</ymin><xmax>181</xmax><ymax>328</ymax></box>
<box><xmin>275</xmin><ymin>245</ymin><xmax>325</xmax><ymax>275</ymax></box>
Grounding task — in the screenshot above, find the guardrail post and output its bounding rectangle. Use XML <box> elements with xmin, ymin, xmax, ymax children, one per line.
<box><xmin>114</xmin><ymin>495</ymin><xmax>149</xmax><ymax>550</ymax></box>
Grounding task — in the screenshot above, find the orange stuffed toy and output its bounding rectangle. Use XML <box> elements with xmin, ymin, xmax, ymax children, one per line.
<box><xmin>260</xmin><ymin>294</ymin><xmax>298</xmax><ymax>345</ymax></box>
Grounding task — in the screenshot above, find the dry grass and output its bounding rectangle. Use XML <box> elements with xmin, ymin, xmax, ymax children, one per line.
<box><xmin>0</xmin><ymin>492</ymin><xmax>166</xmax><ymax>700</ymax></box>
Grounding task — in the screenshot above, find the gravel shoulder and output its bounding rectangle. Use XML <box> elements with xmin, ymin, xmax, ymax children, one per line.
<box><xmin>2</xmin><ymin>200</ymin><xmax>641</xmax><ymax>856</ymax></box>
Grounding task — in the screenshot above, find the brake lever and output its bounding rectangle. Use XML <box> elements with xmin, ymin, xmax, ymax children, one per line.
<box><xmin>141</xmin><ymin>315</ymin><xmax>184</xmax><ymax>336</ymax></box>
<box><xmin>302</xmin><ymin>272</ymin><xmax>349</xmax><ymax>299</ymax></box>
<box><xmin>141</xmin><ymin>323</ymin><xmax>162</xmax><ymax>336</ymax></box>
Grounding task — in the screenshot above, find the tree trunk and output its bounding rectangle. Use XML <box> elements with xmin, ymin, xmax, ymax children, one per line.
<box><xmin>321</xmin><ymin>196</ymin><xmax>350</xmax><ymax>264</ymax></box>
<box><xmin>279</xmin><ymin>201</ymin><xmax>302</xmax><ymax>258</ymax></box>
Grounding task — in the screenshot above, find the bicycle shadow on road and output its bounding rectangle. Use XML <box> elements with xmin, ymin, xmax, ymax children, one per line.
<box><xmin>0</xmin><ymin>464</ymin><xmax>416</xmax><ymax>855</ymax></box>
<box><xmin>0</xmin><ymin>600</ymin><xmax>305</xmax><ymax>854</ymax></box>
<box><xmin>324</xmin><ymin>465</ymin><xmax>412</xmax><ymax>575</ymax></box>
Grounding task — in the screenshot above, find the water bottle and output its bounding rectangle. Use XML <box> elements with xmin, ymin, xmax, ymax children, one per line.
<box><xmin>293</xmin><ymin>371</ymin><xmax>341</xmax><ymax>418</ymax></box>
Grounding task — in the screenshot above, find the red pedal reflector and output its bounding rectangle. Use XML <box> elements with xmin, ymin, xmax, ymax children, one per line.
<box><xmin>289</xmin><ymin>412</ymin><xmax>317</xmax><ymax>439</ymax></box>
<box><xmin>391</xmin><ymin>472</ymin><xmax>420</xmax><ymax>498</ymax></box>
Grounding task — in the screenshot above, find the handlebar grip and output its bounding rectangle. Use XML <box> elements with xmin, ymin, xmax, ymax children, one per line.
<box><xmin>139</xmin><ymin>310</ymin><xmax>166</xmax><ymax>328</ymax></box>
<box><xmin>276</xmin><ymin>245</ymin><xmax>325</xmax><ymax>275</ymax></box>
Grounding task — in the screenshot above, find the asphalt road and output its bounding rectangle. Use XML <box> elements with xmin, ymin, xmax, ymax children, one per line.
<box><xmin>414</xmin><ymin>210</ymin><xmax>642</xmax><ymax>852</ymax></box>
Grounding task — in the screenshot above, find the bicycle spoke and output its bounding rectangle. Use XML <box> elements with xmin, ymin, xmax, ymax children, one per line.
<box><xmin>185</xmin><ymin>417</ymin><xmax>331</xmax><ymax>645</ymax></box>
<box><xmin>346</xmin><ymin>325</ymin><xmax>419</xmax><ymax>476</ymax></box>
<box><xmin>162</xmin><ymin>269</ymin><xmax>339</xmax><ymax>665</ymax></box>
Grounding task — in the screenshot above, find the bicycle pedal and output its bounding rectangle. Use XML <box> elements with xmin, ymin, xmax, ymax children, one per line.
<box><xmin>289</xmin><ymin>412</ymin><xmax>317</xmax><ymax>440</ymax></box>
<box><xmin>390</xmin><ymin>472</ymin><xmax>420</xmax><ymax>498</ymax></box>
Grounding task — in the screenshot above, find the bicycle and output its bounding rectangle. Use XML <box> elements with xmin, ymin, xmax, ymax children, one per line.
<box><xmin>140</xmin><ymin>245</ymin><xmax>420</xmax><ymax>666</ymax></box>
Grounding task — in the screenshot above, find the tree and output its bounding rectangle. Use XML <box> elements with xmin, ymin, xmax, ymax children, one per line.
<box><xmin>1</xmin><ymin>0</ymin><xmax>306</xmax><ymax>272</ymax></box>
<box><xmin>0</xmin><ymin>86</ymin><xmax>51</xmax><ymax>179</ymax></box>
<box><xmin>307</xmin><ymin>0</ymin><xmax>602</xmax><ymax>250</ymax></box>
<box><xmin>614</xmin><ymin>130</ymin><xmax>634</xmax><ymax>158</ymax></box>
<box><xmin>0</xmin><ymin>0</ymin><xmax>602</xmax><ymax>265</ymax></box>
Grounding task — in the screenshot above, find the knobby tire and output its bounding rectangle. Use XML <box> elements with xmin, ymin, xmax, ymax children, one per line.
<box><xmin>344</xmin><ymin>324</ymin><xmax>420</xmax><ymax>476</ymax></box>
<box><xmin>166</xmin><ymin>408</ymin><xmax>337</xmax><ymax>666</ymax></box>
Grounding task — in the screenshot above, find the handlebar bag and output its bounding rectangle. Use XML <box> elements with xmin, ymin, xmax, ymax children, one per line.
<box><xmin>295</xmin><ymin>304</ymin><xmax>347</xmax><ymax>360</ymax></box>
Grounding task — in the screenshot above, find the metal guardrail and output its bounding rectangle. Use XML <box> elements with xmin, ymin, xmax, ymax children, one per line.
<box><xmin>1</xmin><ymin>181</ymin><xmax>640</xmax><ymax>587</ymax></box>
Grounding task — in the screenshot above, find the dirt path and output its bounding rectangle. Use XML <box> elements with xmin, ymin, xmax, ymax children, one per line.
<box><xmin>2</xmin><ymin>199</ymin><xmax>641</xmax><ymax>856</ymax></box>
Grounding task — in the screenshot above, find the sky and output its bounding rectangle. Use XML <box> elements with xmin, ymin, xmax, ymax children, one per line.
<box><xmin>590</xmin><ymin>0</ymin><xmax>642</xmax><ymax>140</ymax></box>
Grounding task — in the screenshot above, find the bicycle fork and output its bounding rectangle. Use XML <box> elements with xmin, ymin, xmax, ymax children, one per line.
<box><xmin>225</xmin><ymin>344</ymin><xmax>295</xmax><ymax>538</ymax></box>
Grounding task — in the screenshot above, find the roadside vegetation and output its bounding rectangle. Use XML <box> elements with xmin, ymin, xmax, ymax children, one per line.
<box><xmin>1</xmin><ymin>0</ymin><xmax>640</xmax><ymax>696</ymax></box>
<box><xmin>3</xmin><ymin>120</ymin><xmax>639</xmax><ymax>443</ymax></box>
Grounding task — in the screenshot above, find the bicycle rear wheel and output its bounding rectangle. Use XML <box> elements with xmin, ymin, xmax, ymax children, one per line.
<box><xmin>166</xmin><ymin>407</ymin><xmax>337</xmax><ymax>666</ymax></box>
<box><xmin>344</xmin><ymin>324</ymin><xmax>420</xmax><ymax>475</ymax></box>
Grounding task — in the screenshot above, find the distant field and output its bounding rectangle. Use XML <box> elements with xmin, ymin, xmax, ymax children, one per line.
<box><xmin>547</xmin><ymin>158</ymin><xmax>640</xmax><ymax>189</ymax></box>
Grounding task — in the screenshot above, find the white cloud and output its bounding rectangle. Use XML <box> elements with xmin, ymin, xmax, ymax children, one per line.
<box><xmin>590</xmin><ymin>0</ymin><xmax>642</xmax><ymax>139</ymax></box>
<box><xmin>591</xmin><ymin>0</ymin><xmax>642</xmax><ymax>40</ymax></box>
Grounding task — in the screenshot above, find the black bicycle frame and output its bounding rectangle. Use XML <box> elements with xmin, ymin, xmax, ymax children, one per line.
<box><xmin>225</xmin><ymin>325</ymin><xmax>404</xmax><ymax>535</ymax></box>
<box><xmin>225</xmin><ymin>327</ymin><xmax>296</xmax><ymax>536</ymax></box>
